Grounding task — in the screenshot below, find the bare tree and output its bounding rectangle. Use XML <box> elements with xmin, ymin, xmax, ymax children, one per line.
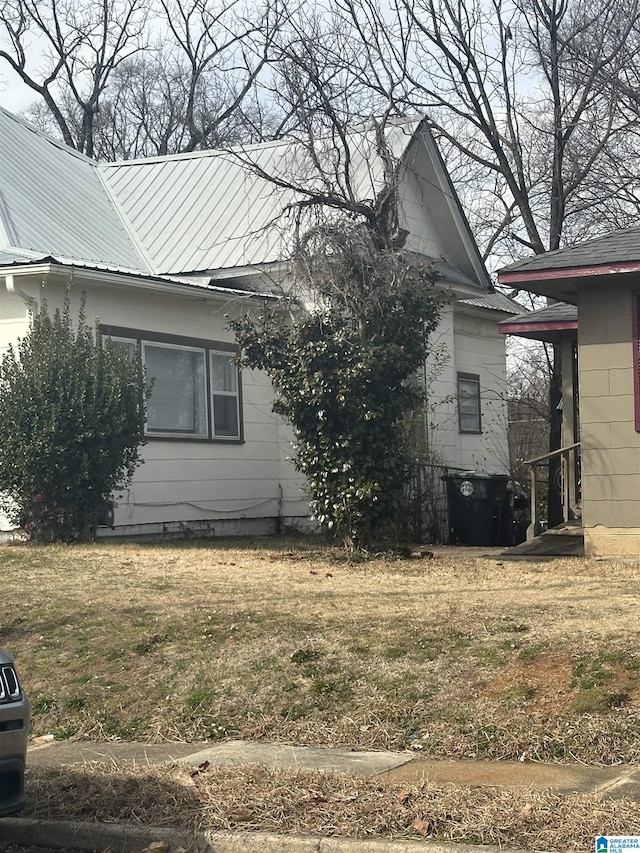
<box><xmin>506</xmin><ymin>343</ymin><xmax>551</xmax><ymax>489</ymax></box>
<box><xmin>0</xmin><ymin>0</ymin><xmax>285</xmax><ymax>159</ymax></box>
<box><xmin>323</xmin><ymin>0</ymin><xmax>640</xmax><ymax>525</ymax></box>
<box><xmin>0</xmin><ymin>0</ymin><xmax>148</xmax><ymax>156</ymax></box>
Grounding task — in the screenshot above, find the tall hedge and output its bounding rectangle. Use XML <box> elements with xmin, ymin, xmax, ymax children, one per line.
<box><xmin>0</xmin><ymin>293</ymin><xmax>147</xmax><ymax>543</ymax></box>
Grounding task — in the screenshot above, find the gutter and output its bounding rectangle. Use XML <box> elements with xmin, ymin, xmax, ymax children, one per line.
<box><xmin>4</xmin><ymin>273</ymin><xmax>37</xmax><ymax>313</ymax></box>
<box><xmin>2</xmin><ymin>263</ymin><xmax>277</xmax><ymax>304</ymax></box>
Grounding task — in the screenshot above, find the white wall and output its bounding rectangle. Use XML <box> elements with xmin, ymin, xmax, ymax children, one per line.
<box><xmin>0</xmin><ymin>274</ymin><xmax>308</xmax><ymax>535</ymax></box>
<box><xmin>0</xmin><ymin>272</ymin><xmax>510</xmax><ymax>536</ymax></box>
<box><xmin>0</xmin><ymin>287</ymin><xmax>30</xmax><ymax>529</ymax></box>
<box><xmin>425</xmin><ymin>302</ymin><xmax>510</xmax><ymax>475</ymax></box>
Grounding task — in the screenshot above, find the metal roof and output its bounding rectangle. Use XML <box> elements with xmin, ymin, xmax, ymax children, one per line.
<box><xmin>0</xmin><ymin>109</ymin><xmax>490</xmax><ymax>296</ymax></box>
<box><xmin>0</xmin><ymin>248</ymin><xmax>36</xmax><ymax>265</ymax></box>
<box><xmin>0</xmin><ymin>107</ymin><xmax>149</xmax><ymax>272</ymax></box>
<box><xmin>0</xmin><ymin>253</ymin><xmax>276</xmax><ymax>299</ymax></box>
<box><xmin>99</xmin><ymin>121</ymin><xmax>426</xmax><ymax>276</ymax></box>
<box><xmin>459</xmin><ymin>291</ymin><xmax>526</xmax><ymax>315</ymax></box>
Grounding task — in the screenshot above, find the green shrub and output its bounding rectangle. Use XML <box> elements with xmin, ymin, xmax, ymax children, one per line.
<box><xmin>0</xmin><ymin>291</ymin><xmax>148</xmax><ymax>543</ymax></box>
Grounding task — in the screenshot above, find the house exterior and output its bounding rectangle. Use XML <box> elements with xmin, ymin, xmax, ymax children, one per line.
<box><xmin>0</xmin><ymin>106</ymin><xmax>520</xmax><ymax>539</ymax></box>
<box><xmin>499</xmin><ymin>229</ymin><xmax>640</xmax><ymax>556</ymax></box>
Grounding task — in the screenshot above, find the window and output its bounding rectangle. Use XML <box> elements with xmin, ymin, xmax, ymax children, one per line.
<box><xmin>145</xmin><ymin>343</ymin><xmax>207</xmax><ymax>436</ymax></box>
<box><xmin>102</xmin><ymin>327</ymin><xmax>242</xmax><ymax>440</ymax></box>
<box><xmin>210</xmin><ymin>351</ymin><xmax>240</xmax><ymax>437</ymax></box>
<box><xmin>457</xmin><ymin>372</ymin><xmax>482</xmax><ymax>433</ymax></box>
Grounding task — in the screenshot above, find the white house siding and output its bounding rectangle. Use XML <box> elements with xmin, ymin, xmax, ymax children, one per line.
<box><xmin>424</xmin><ymin>302</ymin><xmax>509</xmax><ymax>475</ymax></box>
<box><xmin>0</xmin><ymin>288</ymin><xmax>30</xmax><ymax>530</ymax></box>
<box><xmin>398</xmin><ymin>156</ymin><xmax>443</xmax><ymax>262</ymax></box>
<box><xmin>0</xmin><ymin>288</ymin><xmax>29</xmax><ymax>355</ymax></box>
<box><xmin>0</xmin><ymin>276</ymin><xmax>308</xmax><ymax>536</ymax></box>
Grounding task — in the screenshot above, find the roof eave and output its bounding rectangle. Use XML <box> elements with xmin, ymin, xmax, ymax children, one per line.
<box><xmin>499</xmin><ymin>258</ymin><xmax>640</xmax><ymax>284</ymax></box>
<box><xmin>498</xmin><ymin>259</ymin><xmax>640</xmax><ymax>304</ymax></box>
<box><xmin>0</xmin><ymin>261</ymin><xmax>278</xmax><ymax>302</ymax></box>
<box><xmin>499</xmin><ymin>319</ymin><xmax>577</xmax><ymax>335</ymax></box>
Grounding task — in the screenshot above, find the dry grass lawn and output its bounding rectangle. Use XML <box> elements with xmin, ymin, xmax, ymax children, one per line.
<box><xmin>3</xmin><ymin>537</ymin><xmax>640</xmax><ymax>760</ymax></box>
<box><xmin>4</xmin><ymin>536</ymin><xmax>640</xmax><ymax>849</ymax></box>
<box><xmin>22</xmin><ymin>761</ymin><xmax>640</xmax><ymax>851</ymax></box>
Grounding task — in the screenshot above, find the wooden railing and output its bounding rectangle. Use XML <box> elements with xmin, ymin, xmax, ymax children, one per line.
<box><xmin>525</xmin><ymin>442</ymin><xmax>581</xmax><ymax>540</ymax></box>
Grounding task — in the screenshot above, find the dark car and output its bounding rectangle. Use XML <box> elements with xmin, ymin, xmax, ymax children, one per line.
<box><xmin>0</xmin><ymin>648</ymin><xmax>29</xmax><ymax>816</ymax></box>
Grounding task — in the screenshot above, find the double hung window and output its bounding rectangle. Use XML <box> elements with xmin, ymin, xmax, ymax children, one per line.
<box><xmin>457</xmin><ymin>372</ymin><xmax>482</xmax><ymax>434</ymax></box>
<box><xmin>104</xmin><ymin>327</ymin><xmax>241</xmax><ymax>440</ymax></box>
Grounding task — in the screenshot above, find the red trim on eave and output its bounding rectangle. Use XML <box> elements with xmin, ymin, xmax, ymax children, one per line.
<box><xmin>499</xmin><ymin>259</ymin><xmax>640</xmax><ymax>286</ymax></box>
<box><xmin>634</xmin><ymin>292</ymin><xmax>640</xmax><ymax>432</ymax></box>
<box><xmin>498</xmin><ymin>320</ymin><xmax>577</xmax><ymax>335</ymax></box>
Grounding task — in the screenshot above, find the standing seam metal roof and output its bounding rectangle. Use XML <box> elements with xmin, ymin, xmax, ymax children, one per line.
<box><xmin>0</xmin><ymin>109</ymin><xmax>490</xmax><ymax>297</ymax></box>
<box><xmin>0</xmin><ymin>107</ymin><xmax>149</xmax><ymax>272</ymax></box>
<box><xmin>99</xmin><ymin>121</ymin><xmax>431</xmax><ymax>276</ymax></box>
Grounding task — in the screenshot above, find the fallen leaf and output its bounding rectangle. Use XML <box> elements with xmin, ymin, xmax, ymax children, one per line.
<box><xmin>411</xmin><ymin>818</ymin><xmax>431</xmax><ymax>836</ymax></box>
<box><xmin>173</xmin><ymin>769</ymin><xmax>196</xmax><ymax>788</ymax></box>
<box><xmin>229</xmin><ymin>806</ymin><xmax>254</xmax><ymax>822</ymax></box>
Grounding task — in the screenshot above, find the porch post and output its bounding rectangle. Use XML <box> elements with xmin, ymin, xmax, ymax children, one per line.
<box><xmin>561</xmin><ymin>338</ymin><xmax>577</xmax><ymax>518</ymax></box>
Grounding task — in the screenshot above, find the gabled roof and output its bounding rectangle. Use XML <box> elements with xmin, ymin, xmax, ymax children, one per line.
<box><xmin>99</xmin><ymin>117</ymin><xmax>490</xmax><ymax>288</ymax></box>
<box><xmin>0</xmin><ymin>108</ymin><xmax>490</xmax><ymax>295</ymax></box>
<box><xmin>459</xmin><ymin>291</ymin><xmax>526</xmax><ymax>315</ymax></box>
<box><xmin>0</xmin><ymin>107</ymin><xmax>149</xmax><ymax>273</ymax></box>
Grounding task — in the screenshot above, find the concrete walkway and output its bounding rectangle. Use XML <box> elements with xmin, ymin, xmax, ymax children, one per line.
<box><xmin>2</xmin><ymin>738</ymin><xmax>637</xmax><ymax>853</ymax></box>
<box><xmin>23</xmin><ymin>737</ymin><xmax>639</xmax><ymax>799</ymax></box>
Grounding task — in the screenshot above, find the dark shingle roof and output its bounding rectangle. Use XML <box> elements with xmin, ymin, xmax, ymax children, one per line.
<box><xmin>501</xmin><ymin>301</ymin><xmax>577</xmax><ymax>326</ymax></box>
<box><xmin>500</xmin><ymin>226</ymin><xmax>640</xmax><ymax>274</ymax></box>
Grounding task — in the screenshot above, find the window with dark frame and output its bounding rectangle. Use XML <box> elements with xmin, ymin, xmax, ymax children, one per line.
<box><xmin>104</xmin><ymin>328</ymin><xmax>242</xmax><ymax>441</ymax></box>
<box><xmin>457</xmin><ymin>372</ymin><xmax>482</xmax><ymax>434</ymax></box>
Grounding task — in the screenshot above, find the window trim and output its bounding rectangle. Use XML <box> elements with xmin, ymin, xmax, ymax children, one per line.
<box><xmin>143</xmin><ymin>339</ymin><xmax>209</xmax><ymax>438</ymax></box>
<box><xmin>210</xmin><ymin>349</ymin><xmax>241</xmax><ymax>439</ymax></box>
<box><xmin>457</xmin><ymin>371</ymin><xmax>482</xmax><ymax>434</ymax></box>
<box><xmin>102</xmin><ymin>325</ymin><xmax>243</xmax><ymax>442</ymax></box>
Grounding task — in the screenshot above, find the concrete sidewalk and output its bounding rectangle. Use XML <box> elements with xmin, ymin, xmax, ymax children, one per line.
<box><xmin>1</xmin><ymin>737</ymin><xmax>636</xmax><ymax>853</ymax></box>
<box><xmin>24</xmin><ymin>736</ymin><xmax>640</xmax><ymax>799</ymax></box>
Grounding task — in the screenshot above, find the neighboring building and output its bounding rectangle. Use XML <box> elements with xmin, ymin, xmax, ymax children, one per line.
<box><xmin>0</xmin><ymin>107</ymin><xmax>520</xmax><ymax>539</ymax></box>
<box><xmin>499</xmin><ymin>228</ymin><xmax>640</xmax><ymax>556</ymax></box>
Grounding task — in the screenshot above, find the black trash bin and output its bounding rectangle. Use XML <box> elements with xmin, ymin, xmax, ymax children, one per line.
<box><xmin>442</xmin><ymin>472</ymin><xmax>510</xmax><ymax>546</ymax></box>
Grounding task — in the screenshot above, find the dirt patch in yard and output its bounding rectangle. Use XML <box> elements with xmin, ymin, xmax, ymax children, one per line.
<box><xmin>481</xmin><ymin>653</ymin><xmax>578</xmax><ymax>716</ymax></box>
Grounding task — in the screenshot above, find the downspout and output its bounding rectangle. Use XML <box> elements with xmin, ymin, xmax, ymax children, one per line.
<box><xmin>5</xmin><ymin>274</ymin><xmax>37</xmax><ymax>314</ymax></box>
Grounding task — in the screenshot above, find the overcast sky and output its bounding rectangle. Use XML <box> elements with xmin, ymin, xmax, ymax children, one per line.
<box><xmin>0</xmin><ymin>32</ymin><xmax>39</xmax><ymax>114</ymax></box>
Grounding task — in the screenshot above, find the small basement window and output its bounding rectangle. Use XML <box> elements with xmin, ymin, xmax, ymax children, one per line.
<box><xmin>457</xmin><ymin>372</ymin><xmax>482</xmax><ymax>434</ymax></box>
